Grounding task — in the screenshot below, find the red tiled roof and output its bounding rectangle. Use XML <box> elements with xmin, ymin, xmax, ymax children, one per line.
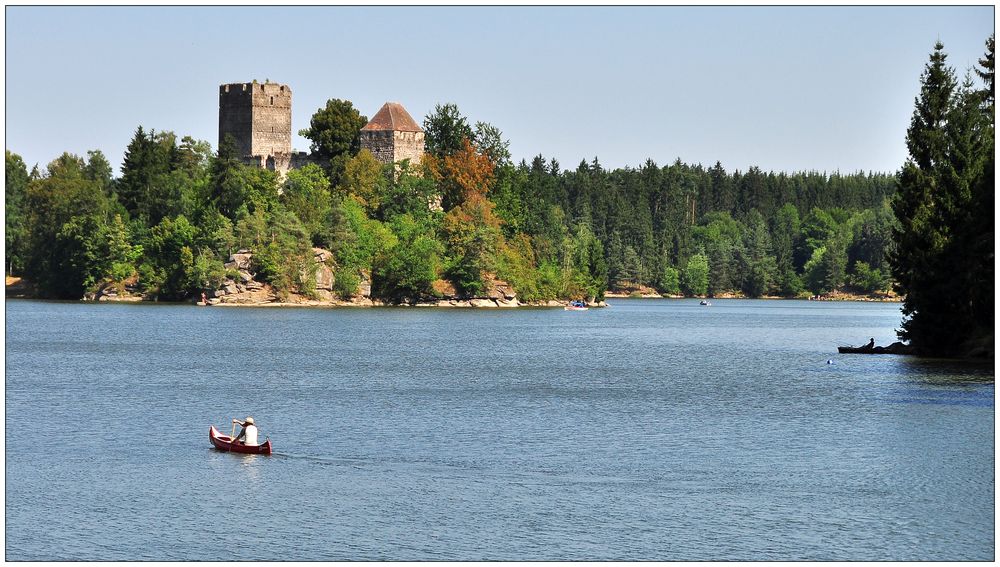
<box><xmin>361</xmin><ymin>102</ymin><xmax>422</xmax><ymax>132</ymax></box>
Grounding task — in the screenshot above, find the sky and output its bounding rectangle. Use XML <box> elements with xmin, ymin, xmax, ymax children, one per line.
<box><xmin>4</xmin><ymin>5</ymin><xmax>995</xmax><ymax>176</ymax></box>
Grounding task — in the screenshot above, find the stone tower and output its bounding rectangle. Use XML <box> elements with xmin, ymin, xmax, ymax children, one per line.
<box><xmin>218</xmin><ymin>81</ymin><xmax>295</xmax><ymax>174</ymax></box>
<box><xmin>359</xmin><ymin>102</ymin><xmax>425</xmax><ymax>166</ymax></box>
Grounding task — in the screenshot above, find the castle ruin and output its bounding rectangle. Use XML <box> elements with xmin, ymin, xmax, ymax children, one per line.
<box><xmin>358</xmin><ymin>102</ymin><xmax>425</xmax><ymax>166</ymax></box>
<box><xmin>218</xmin><ymin>81</ymin><xmax>308</xmax><ymax>176</ymax></box>
<box><xmin>218</xmin><ymin>82</ymin><xmax>422</xmax><ymax>175</ymax></box>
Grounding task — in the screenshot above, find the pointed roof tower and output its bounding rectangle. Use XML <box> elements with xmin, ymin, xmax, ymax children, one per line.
<box><xmin>361</xmin><ymin>102</ymin><xmax>423</xmax><ymax>133</ymax></box>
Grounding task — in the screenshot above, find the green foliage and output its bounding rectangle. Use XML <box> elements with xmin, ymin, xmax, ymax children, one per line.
<box><xmin>299</xmin><ymin>99</ymin><xmax>367</xmax><ymax>185</ymax></box>
<box><xmin>100</xmin><ymin>214</ymin><xmax>143</xmax><ymax>282</ymax></box>
<box><xmin>472</xmin><ymin>121</ymin><xmax>512</xmax><ymax>167</ymax></box>
<box><xmin>141</xmin><ymin>215</ymin><xmax>199</xmax><ymax>299</ymax></box>
<box><xmin>23</xmin><ymin>154</ymin><xmax>110</xmax><ymax>297</ymax></box>
<box><xmin>210</xmin><ymin>134</ymin><xmax>245</xmax><ymax>220</ymax></box>
<box><xmin>890</xmin><ymin>38</ymin><xmax>995</xmax><ymax>356</ymax></box>
<box><xmin>377</xmin><ymin>163</ymin><xmax>439</xmax><ymax>221</ymax></box>
<box><xmin>332</xmin><ymin>198</ymin><xmax>395</xmax><ymax>297</ymax></box>
<box><xmin>423</xmin><ymin>103</ymin><xmax>473</xmax><ymax>158</ymax></box>
<box><xmin>803</xmin><ymin>246</ymin><xmax>827</xmax><ymax>294</ymax></box>
<box><xmin>188</xmin><ymin>249</ymin><xmax>227</xmax><ymax>292</ymax></box>
<box><xmin>659</xmin><ymin>265</ymin><xmax>681</xmax><ymax>295</ymax></box>
<box><xmin>738</xmin><ymin>210</ymin><xmax>778</xmax><ymax>297</ymax></box>
<box><xmin>496</xmin><ymin>234</ymin><xmax>544</xmax><ymax>301</ymax></box>
<box><xmin>281</xmin><ymin>163</ymin><xmax>332</xmax><ymax>245</ymax></box>
<box><xmin>849</xmin><ymin>261</ymin><xmax>889</xmax><ymax>294</ymax></box>
<box><xmin>565</xmin><ymin>223</ymin><xmax>608</xmax><ymax>301</ymax></box>
<box><xmin>682</xmin><ymin>253</ymin><xmax>710</xmax><ymax>296</ymax></box>
<box><xmin>6</xmin><ymin>150</ymin><xmax>30</xmax><ymax>275</ymax></box>
<box><xmin>333</xmin><ymin>269</ymin><xmax>361</xmax><ymax>299</ymax></box>
<box><xmin>339</xmin><ymin>150</ymin><xmax>386</xmax><ymax>215</ymax></box>
<box><xmin>373</xmin><ymin>214</ymin><xmax>444</xmax><ymax>301</ymax></box>
<box><xmin>235</xmin><ymin>208</ymin><xmax>311</xmax><ymax>294</ymax></box>
<box><xmin>84</xmin><ymin>150</ymin><xmax>113</xmax><ymax>194</ymax></box>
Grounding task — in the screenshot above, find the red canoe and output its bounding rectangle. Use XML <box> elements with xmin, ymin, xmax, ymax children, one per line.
<box><xmin>209</xmin><ymin>425</ymin><xmax>272</xmax><ymax>455</ymax></box>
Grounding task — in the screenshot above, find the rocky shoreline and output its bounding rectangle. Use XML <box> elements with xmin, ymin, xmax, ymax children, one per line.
<box><xmin>603</xmin><ymin>287</ymin><xmax>901</xmax><ymax>303</ymax></box>
<box><xmin>192</xmin><ymin>248</ymin><xmax>606</xmax><ymax>309</ymax></box>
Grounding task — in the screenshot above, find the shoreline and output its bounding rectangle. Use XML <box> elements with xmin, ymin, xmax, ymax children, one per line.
<box><xmin>602</xmin><ymin>292</ymin><xmax>901</xmax><ymax>302</ymax></box>
<box><xmin>4</xmin><ymin>293</ymin><xmax>902</xmax><ymax>307</ymax></box>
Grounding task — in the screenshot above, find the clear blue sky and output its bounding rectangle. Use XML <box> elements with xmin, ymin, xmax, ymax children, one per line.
<box><xmin>5</xmin><ymin>6</ymin><xmax>994</xmax><ymax>176</ymax></box>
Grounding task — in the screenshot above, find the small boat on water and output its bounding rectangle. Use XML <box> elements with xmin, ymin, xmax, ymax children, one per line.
<box><xmin>209</xmin><ymin>425</ymin><xmax>272</xmax><ymax>454</ymax></box>
<box><xmin>837</xmin><ymin>341</ymin><xmax>914</xmax><ymax>355</ymax></box>
<box><xmin>700</xmin><ymin>300</ymin><xmax>711</xmax><ymax>306</ymax></box>
<box><xmin>565</xmin><ymin>300</ymin><xmax>589</xmax><ymax>311</ymax></box>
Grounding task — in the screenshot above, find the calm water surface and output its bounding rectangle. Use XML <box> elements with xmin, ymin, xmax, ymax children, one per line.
<box><xmin>5</xmin><ymin>299</ymin><xmax>994</xmax><ymax>560</ymax></box>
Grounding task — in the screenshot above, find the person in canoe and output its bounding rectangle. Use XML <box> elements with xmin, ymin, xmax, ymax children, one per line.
<box><xmin>232</xmin><ymin>416</ymin><xmax>258</xmax><ymax>446</ymax></box>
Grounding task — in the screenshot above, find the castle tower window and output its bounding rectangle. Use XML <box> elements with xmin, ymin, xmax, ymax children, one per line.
<box><xmin>270</xmin><ymin>96</ymin><xmax>274</xmax><ymax>105</ymax></box>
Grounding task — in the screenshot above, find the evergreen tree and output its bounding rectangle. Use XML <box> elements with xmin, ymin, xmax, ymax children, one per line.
<box><xmin>6</xmin><ymin>151</ymin><xmax>30</xmax><ymax>275</ymax></box>
<box><xmin>891</xmin><ymin>39</ymin><xmax>994</xmax><ymax>356</ymax></box>
<box><xmin>423</xmin><ymin>103</ymin><xmax>473</xmax><ymax>158</ymax></box>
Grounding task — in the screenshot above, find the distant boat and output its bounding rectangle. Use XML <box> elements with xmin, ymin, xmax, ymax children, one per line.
<box><xmin>837</xmin><ymin>342</ymin><xmax>914</xmax><ymax>355</ymax></box>
<box><xmin>565</xmin><ymin>300</ymin><xmax>589</xmax><ymax>311</ymax></box>
<box><xmin>209</xmin><ymin>425</ymin><xmax>272</xmax><ymax>455</ymax></box>
<box><xmin>700</xmin><ymin>300</ymin><xmax>711</xmax><ymax>306</ymax></box>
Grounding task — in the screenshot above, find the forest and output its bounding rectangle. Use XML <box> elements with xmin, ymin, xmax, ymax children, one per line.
<box><xmin>3</xmin><ymin>130</ymin><xmax>897</xmax><ymax>305</ymax></box>
<box><xmin>4</xmin><ymin>110</ymin><xmax>903</xmax><ymax>307</ymax></box>
<box><xmin>4</xmin><ymin>36</ymin><xmax>992</xmax><ymax>358</ymax></box>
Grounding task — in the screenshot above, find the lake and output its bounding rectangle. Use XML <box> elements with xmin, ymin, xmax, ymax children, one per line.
<box><xmin>4</xmin><ymin>298</ymin><xmax>994</xmax><ymax>560</ymax></box>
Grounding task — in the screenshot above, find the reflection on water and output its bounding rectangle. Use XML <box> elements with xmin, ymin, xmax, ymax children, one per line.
<box><xmin>5</xmin><ymin>299</ymin><xmax>994</xmax><ymax>561</ymax></box>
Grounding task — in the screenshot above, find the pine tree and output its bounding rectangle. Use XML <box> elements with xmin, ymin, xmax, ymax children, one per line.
<box><xmin>891</xmin><ymin>39</ymin><xmax>995</xmax><ymax>356</ymax></box>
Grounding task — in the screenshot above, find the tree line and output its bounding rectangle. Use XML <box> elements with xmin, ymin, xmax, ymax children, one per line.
<box><xmin>5</xmin><ymin>108</ymin><xmax>898</xmax><ymax>305</ymax></box>
<box><xmin>6</xmin><ymin>35</ymin><xmax>990</xmax><ymax>343</ymax></box>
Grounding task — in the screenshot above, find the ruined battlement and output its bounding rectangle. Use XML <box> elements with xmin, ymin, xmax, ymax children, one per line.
<box><xmin>218</xmin><ymin>83</ymin><xmax>423</xmax><ymax>177</ymax></box>
<box><xmin>219</xmin><ymin>81</ymin><xmax>293</xmax><ymax>175</ymax></box>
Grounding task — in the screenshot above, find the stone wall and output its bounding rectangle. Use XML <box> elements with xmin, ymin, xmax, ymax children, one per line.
<box><xmin>393</xmin><ymin>130</ymin><xmax>424</xmax><ymax>165</ymax></box>
<box><xmin>250</xmin><ymin>82</ymin><xmax>291</xmax><ymax>158</ymax></box>
<box><xmin>359</xmin><ymin>130</ymin><xmax>395</xmax><ymax>163</ymax></box>
<box><xmin>359</xmin><ymin>130</ymin><xmax>425</xmax><ymax>166</ymax></box>
<box><xmin>218</xmin><ymin>84</ymin><xmax>254</xmax><ymax>156</ymax></box>
<box><xmin>219</xmin><ymin>81</ymin><xmax>292</xmax><ymax>175</ymax></box>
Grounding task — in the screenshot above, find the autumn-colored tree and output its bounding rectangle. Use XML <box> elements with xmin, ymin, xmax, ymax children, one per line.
<box><xmin>424</xmin><ymin>139</ymin><xmax>495</xmax><ymax>211</ymax></box>
<box><xmin>428</xmin><ymin>141</ymin><xmax>506</xmax><ymax>295</ymax></box>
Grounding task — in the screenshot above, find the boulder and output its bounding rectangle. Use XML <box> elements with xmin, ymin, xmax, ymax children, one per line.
<box><xmin>470</xmin><ymin>298</ymin><xmax>496</xmax><ymax>308</ymax></box>
<box><xmin>358</xmin><ymin>270</ymin><xmax>372</xmax><ymax>298</ymax></box>
<box><xmin>314</xmin><ymin>263</ymin><xmax>334</xmax><ymax>291</ymax></box>
<box><xmin>313</xmin><ymin>248</ymin><xmax>333</xmax><ymax>263</ymax></box>
<box><xmin>228</xmin><ymin>251</ymin><xmax>253</xmax><ymax>271</ymax></box>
